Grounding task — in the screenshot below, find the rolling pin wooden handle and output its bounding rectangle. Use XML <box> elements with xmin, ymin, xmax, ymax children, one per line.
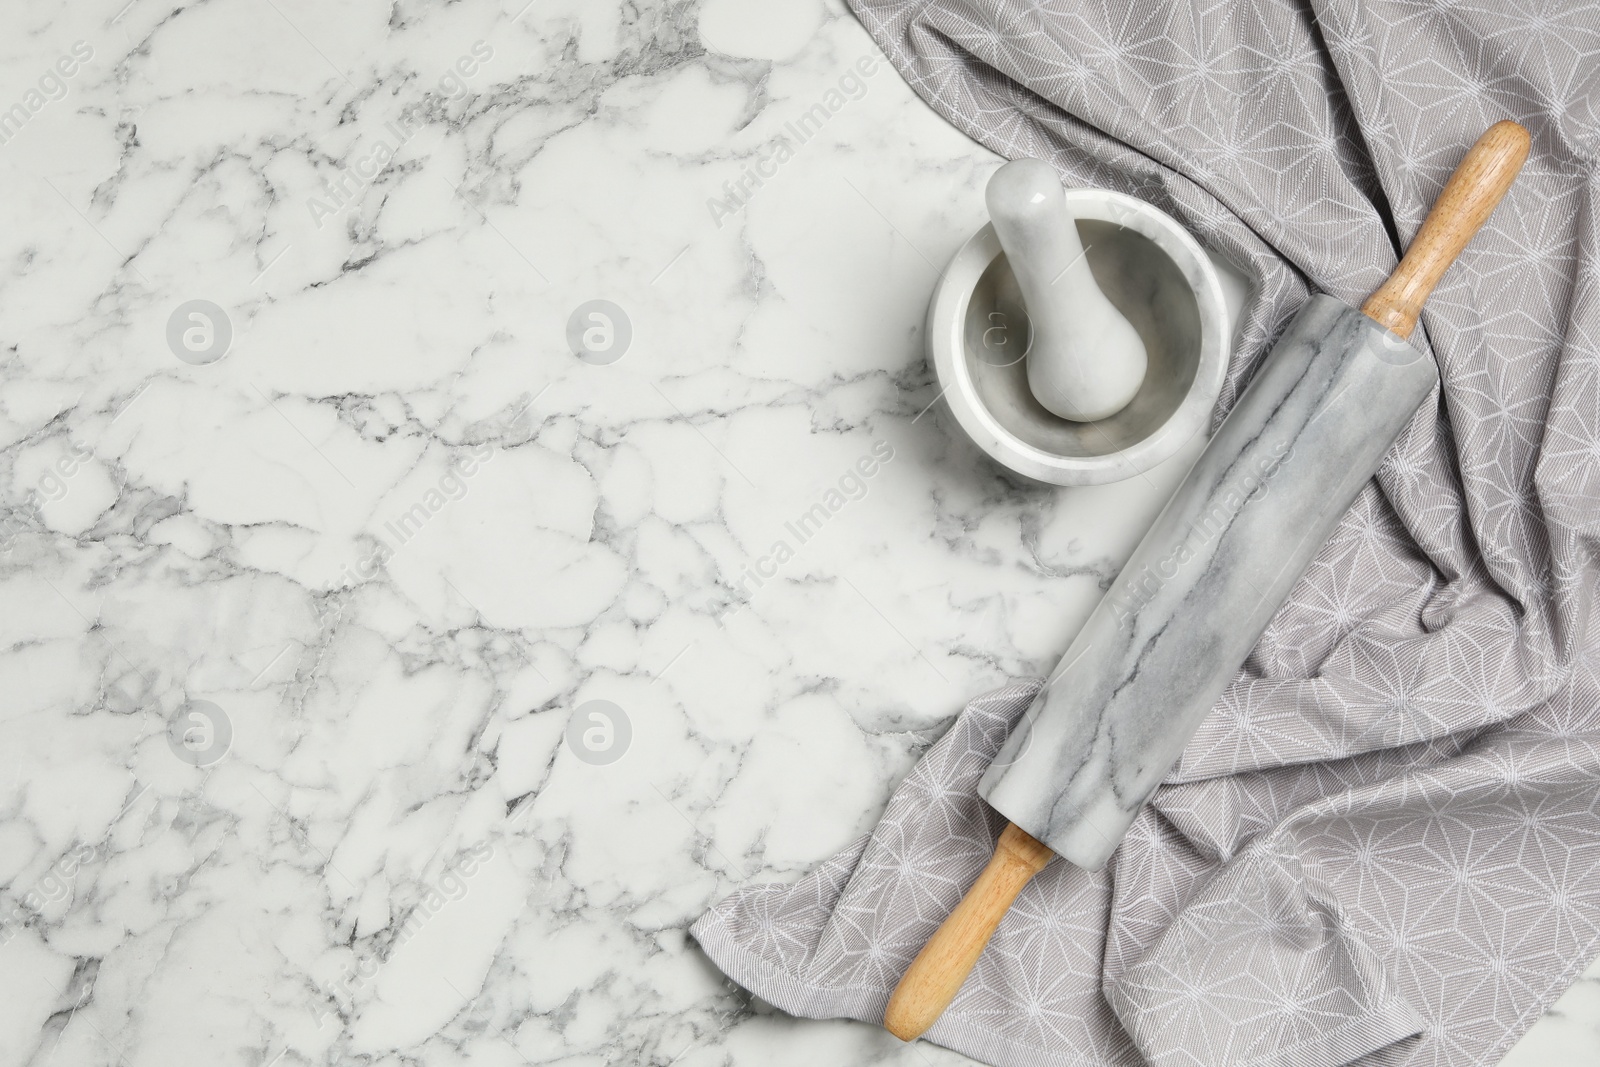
<box><xmin>1360</xmin><ymin>120</ymin><xmax>1530</xmax><ymax>339</ymax></box>
<box><xmin>883</xmin><ymin>822</ymin><xmax>1054</xmax><ymax>1041</ymax></box>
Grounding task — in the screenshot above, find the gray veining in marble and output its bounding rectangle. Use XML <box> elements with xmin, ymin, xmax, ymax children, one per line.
<box><xmin>980</xmin><ymin>296</ymin><xmax>1439</xmax><ymax>868</ymax></box>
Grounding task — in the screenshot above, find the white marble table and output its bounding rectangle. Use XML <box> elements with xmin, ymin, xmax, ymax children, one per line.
<box><xmin>0</xmin><ymin>1</ymin><xmax>1593</xmax><ymax>1064</ymax></box>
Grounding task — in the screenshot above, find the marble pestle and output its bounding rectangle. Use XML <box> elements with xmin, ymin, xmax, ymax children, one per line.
<box><xmin>985</xmin><ymin>159</ymin><xmax>1148</xmax><ymax>422</ymax></box>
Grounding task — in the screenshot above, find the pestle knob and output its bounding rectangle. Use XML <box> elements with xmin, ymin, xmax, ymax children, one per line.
<box><xmin>985</xmin><ymin>159</ymin><xmax>1148</xmax><ymax>422</ymax></box>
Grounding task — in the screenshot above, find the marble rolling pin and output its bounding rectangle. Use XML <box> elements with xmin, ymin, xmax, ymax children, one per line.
<box><xmin>884</xmin><ymin>120</ymin><xmax>1531</xmax><ymax>1042</ymax></box>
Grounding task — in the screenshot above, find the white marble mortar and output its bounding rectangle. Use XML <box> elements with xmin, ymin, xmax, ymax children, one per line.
<box><xmin>927</xmin><ymin>189</ymin><xmax>1230</xmax><ymax>485</ymax></box>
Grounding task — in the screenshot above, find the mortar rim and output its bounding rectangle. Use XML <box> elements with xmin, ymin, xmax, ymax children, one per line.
<box><xmin>928</xmin><ymin>188</ymin><xmax>1229</xmax><ymax>485</ymax></box>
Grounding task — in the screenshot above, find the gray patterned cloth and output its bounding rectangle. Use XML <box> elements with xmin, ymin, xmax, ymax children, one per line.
<box><xmin>690</xmin><ymin>2</ymin><xmax>1600</xmax><ymax>1065</ymax></box>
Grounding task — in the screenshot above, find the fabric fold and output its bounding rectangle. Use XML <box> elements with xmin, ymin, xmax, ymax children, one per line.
<box><xmin>1104</xmin><ymin>833</ymin><xmax>1425</xmax><ymax>1067</ymax></box>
